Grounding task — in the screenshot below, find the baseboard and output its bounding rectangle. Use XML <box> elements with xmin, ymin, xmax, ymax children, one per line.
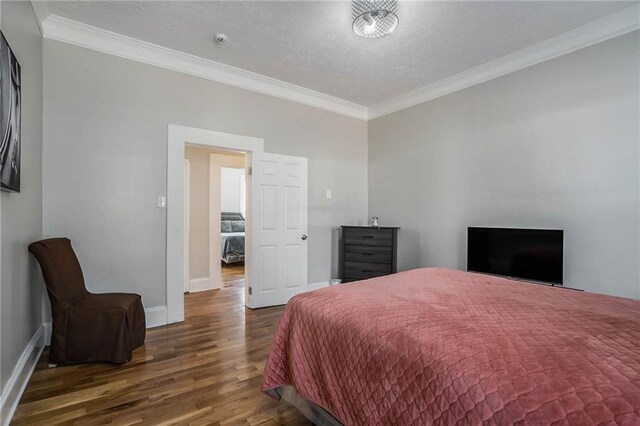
<box><xmin>0</xmin><ymin>327</ymin><xmax>45</xmax><ymax>426</ymax></box>
<box><xmin>4</xmin><ymin>308</ymin><xmax>166</xmax><ymax>424</ymax></box>
<box><xmin>307</xmin><ymin>281</ymin><xmax>330</xmax><ymax>291</ymax></box>
<box><xmin>43</xmin><ymin>322</ymin><xmax>52</xmax><ymax>346</ymax></box>
<box><xmin>188</xmin><ymin>277</ymin><xmax>220</xmax><ymax>293</ymax></box>
<box><xmin>145</xmin><ymin>305</ymin><xmax>168</xmax><ymax>328</ymax></box>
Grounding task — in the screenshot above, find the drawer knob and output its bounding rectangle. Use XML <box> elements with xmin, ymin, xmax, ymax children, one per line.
<box><xmin>301</xmin><ymin>234</ymin><xmax>308</xmax><ymax>241</ymax></box>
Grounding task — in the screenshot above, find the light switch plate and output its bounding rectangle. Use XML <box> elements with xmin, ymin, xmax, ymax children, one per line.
<box><xmin>326</xmin><ymin>189</ymin><xmax>332</xmax><ymax>200</ymax></box>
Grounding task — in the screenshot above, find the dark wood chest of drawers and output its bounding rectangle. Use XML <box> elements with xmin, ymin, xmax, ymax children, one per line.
<box><xmin>340</xmin><ymin>226</ymin><xmax>399</xmax><ymax>283</ymax></box>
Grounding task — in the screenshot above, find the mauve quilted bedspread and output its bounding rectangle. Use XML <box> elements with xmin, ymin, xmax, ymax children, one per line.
<box><xmin>262</xmin><ymin>268</ymin><xmax>640</xmax><ymax>425</ymax></box>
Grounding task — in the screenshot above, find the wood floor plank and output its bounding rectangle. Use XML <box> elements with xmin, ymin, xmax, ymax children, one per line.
<box><xmin>12</xmin><ymin>264</ymin><xmax>309</xmax><ymax>425</ymax></box>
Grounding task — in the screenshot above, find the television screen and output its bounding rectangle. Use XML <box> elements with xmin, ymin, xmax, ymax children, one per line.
<box><xmin>467</xmin><ymin>227</ymin><xmax>563</xmax><ymax>284</ymax></box>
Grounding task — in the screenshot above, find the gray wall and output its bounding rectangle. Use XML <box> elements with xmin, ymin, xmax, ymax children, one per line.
<box><xmin>1</xmin><ymin>1</ymin><xmax>43</xmax><ymax>391</ymax></box>
<box><xmin>42</xmin><ymin>40</ymin><xmax>368</xmax><ymax>308</ymax></box>
<box><xmin>369</xmin><ymin>32</ymin><xmax>640</xmax><ymax>300</ymax></box>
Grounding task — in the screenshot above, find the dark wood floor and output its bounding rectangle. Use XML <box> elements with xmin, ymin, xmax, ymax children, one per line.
<box><xmin>12</xmin><ymin>263</ymin><xmax>309</xmax><ymax>425</ymax></box>
<box><xmin>222</xmin><ymin>262</ymin><xmax>245</xmax><ymax>288</ymax></box>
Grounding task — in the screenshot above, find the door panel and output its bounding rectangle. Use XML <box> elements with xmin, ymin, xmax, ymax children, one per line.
<box><xmin>260</xmin><ymin>246</ymin><xmax>277</xmax><ymax>292</ymax></box>
<box><xmin>285</xmin><ymin>186</ymin><xmax>300</xmax><ymax>229</ymax></box>
<box><xmin>284</xmin><ymin>244</ymin><xmax>301</xmax><ymax>289</ymax></box>
<box><xmin>249</xmin><ymin>153</ymin><xmax>308</xmax><ymax>308</ymax></box>
<box><xmin>261</xmin><ymin>185</ymin><xmax>277</xmax><ymax>230</ymax></box>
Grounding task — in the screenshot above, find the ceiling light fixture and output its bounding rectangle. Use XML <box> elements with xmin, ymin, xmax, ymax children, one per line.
<box><xmin>352</xmin><ymin>0</ymin><xmax>399</xmax><ymax>39</ymax></box>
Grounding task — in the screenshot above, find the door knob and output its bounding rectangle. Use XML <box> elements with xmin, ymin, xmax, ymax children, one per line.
<box><xmin>301</xmin><ymin>235</ymin><xmax>308</xmax><ymax>240</ymax></box>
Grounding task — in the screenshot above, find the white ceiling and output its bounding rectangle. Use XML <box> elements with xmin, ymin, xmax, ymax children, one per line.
<box><xmin>45</xmin><ymin>1</ymin><xmax>634</xmax><ymax>107</ymax></box>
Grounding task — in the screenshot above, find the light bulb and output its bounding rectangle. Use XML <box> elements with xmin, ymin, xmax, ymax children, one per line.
<box><xmin>363</xmin><ymin>15</ymin><xmax>377</xmax><ymax>34</ymax></box>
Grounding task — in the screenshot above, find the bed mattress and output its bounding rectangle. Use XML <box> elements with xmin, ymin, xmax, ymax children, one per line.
<box><xmin>263</xmin><ymin>268</ymin><xmax>640</xmax><ymax>425</ymax></box>
<box><xmin>221</xmin><ymin>232</ymin><xmax>244</xmax><ymax>263</ymax></box>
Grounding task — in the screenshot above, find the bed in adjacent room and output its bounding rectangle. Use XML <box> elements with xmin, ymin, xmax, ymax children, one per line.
<box><xmin>220</xmin><ymin>212</ymin><xmax>245</xmax><ymax>264</ymax></box>
<box><xmin>263</xmin><ymin>268</ymin><xmax>640</xmax><ymax>425</ymax></box>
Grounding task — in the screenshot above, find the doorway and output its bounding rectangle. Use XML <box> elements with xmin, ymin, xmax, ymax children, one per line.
<box><xmin>167</xmin><ymin>125</ymin><xmax>263</xmax><ymax>324</ymax></box>
<box><xmin>218</xmin><ymin>166</ymin><xmax>247</xmax><ymax>290</ymax></box>
<box><xmin>184</xmin><ymin>146</ymin><xmax>247</xmax><ymax>299</ymax></box>
<box><xmin>167</xmin><ymin>125</ymin><xmax>310</xmax><ymax>325</ymax></box>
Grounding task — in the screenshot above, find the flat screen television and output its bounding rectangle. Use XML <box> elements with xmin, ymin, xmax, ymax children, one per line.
<box><xmin>467</xmin><ymin>227</ymin><xmax>564</xmax><ymax>285</ymax></box>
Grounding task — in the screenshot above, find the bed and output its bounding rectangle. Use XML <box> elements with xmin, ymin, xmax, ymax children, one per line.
<box><xmin>263</xmin><ymin>268</ymin><xmax>640</xmax><ymax>425</ymax></box>
<box><xmin>221</xmin><ymin>212</ymin><xmax>245</xmax><ymax>264</ymax></box>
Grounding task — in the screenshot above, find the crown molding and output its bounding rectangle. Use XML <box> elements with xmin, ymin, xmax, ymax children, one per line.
<box><xmin>30</xmin><ymin>1</ymin><xmax>51</xmax><ymax>35</ymax></box>
<box><xmin>368</xmin><ymin>5</ymin><xmax>640</xmax><ymax>120</ymax></box>
<box><xmin>38</xmin><ymin>5</ymin><xmax>639</xmax><ymax>122</ymax></box>
<box><xmin>40</xmin><ymin>14</ymin><xmax>369</xmax><ymax>121</ymax></box>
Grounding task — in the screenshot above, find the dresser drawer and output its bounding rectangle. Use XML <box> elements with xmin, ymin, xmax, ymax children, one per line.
<box><xmin>344</xmin><ymin>245</ymin><xmax>393</xmax><ymax>264</ymax></box>
<box><xmin>343</xmin><ymin>273</ymin><xmax>389</xmax><ymax>282</ymax></box>
<box><xmin>344</xmin><ymin>261</ymin><xmax>392</xmax><ymax>280</ymax></box>
<box><xmin>340</xmin><ymin>226</ymin><xmax>399</xmax><ymax>283</ymax></box>
<box><xmin>343</xmin><ymin>227</ymin><xmax>393</xmax><ymax>246</ymax></box>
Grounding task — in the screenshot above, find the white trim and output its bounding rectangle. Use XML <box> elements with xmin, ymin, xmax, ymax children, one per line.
<box><xmin>0</xmin><ymin>327</ymin><xmax>45</xmax><ymax>426</ymax></box>
<box><xmin>33</xmin><ymin>6</ymin><xmax>638</xmax><ymax>122</ymax></box>
<box><xmin>368</xmin><ymin>5</ymin><xmax>640</xmax><ymax>119</ymax></box>
<box><xmin>43</xmin><ymin>322</ymin><xmax>52</xmax><ymax>346</ymax></box>
<box><xmin>167</xmin><ymin>125</ymin><xmax>264</xmax><ymax>324</ymax></box>
<box><xmin>40</xmin><ymin>14</ymin><xmax>368</xmax><ymax>121</ymax></box>
<box><xmin>188</xmin><ymin>277</ymin><xmax>220</xmax><ymax>293</ymax></box>
<box><xmin>6</xmin><ymin>312</ymin><xmax>167</xmax><ymax>423</ymax></box>
<box><xmin>208</xmin><ymin>154</ymin><xmax>220</xmax><ymax>290</ymax></box>
<box><xmin>145</xmin><ymin>305</ymin><xmax>168</xmax><ymax>329</ymax></box>
<box><xmin>184</xmin><ymin>159</ymin><xmax>191</xmax><ymax>293</ymax></box>
<box><xmin>244</xmin><ymin>153</ymin><xmax>254</xmax><ymax>307</ymax></box>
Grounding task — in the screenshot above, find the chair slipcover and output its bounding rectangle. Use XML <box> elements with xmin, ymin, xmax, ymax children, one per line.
<box><xmin>29</xmin><ymin>238</ymin><xmax>146</xmax><ymax>364</ymax></box>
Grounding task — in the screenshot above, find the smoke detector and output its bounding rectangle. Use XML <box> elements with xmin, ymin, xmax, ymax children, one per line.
<box><xmin>214</xmin><ymin>33</ymin><xmax>227</xmax><ymax>45</ymax></box>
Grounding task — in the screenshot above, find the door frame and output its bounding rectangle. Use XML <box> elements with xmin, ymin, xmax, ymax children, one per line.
<box><xmin>184</xmin><ymin>158</ymin><xmax>191</xmax><ymax>293</ymax></box>
<box><xmin>167</xmin><ymin>124</ymin><xmax>264</xmax><ymax>324</ymax></box>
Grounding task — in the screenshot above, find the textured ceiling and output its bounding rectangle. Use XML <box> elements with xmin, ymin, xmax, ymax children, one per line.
<box><xmin>46</xmin><ymin>1</ymin><xmax>633</xmax><ymax>106</ymax></box>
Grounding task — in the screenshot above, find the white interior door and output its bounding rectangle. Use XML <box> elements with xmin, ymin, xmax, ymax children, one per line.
<box><xmin>248</xmin><ymin>153</ymin><xmax>308</xmax><ymax>308</ymax></box>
